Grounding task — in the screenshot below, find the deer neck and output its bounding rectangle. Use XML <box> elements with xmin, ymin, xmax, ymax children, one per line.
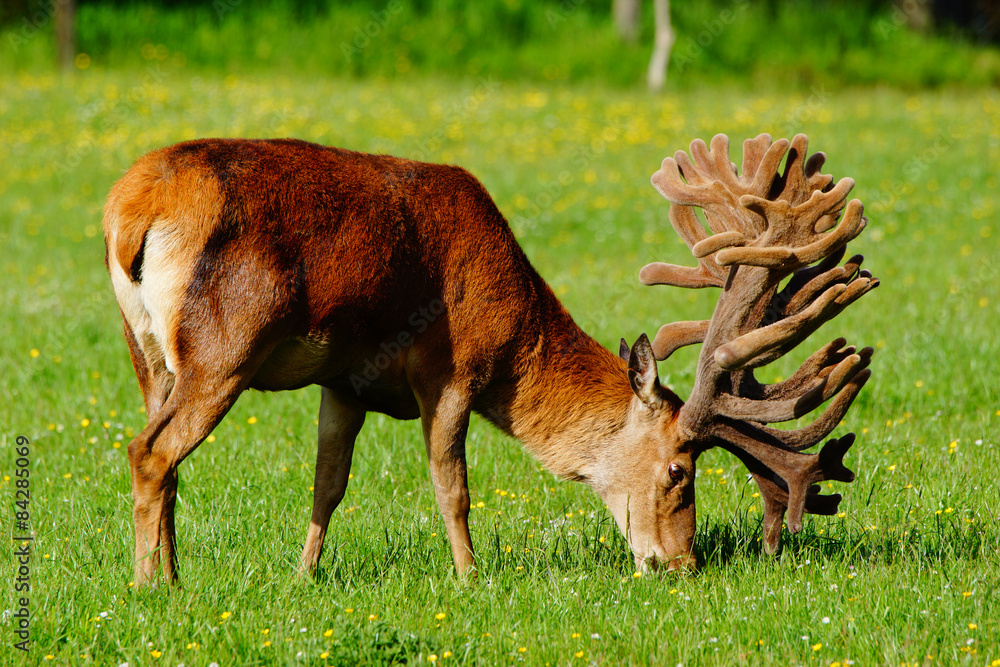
<box><xmin>479</xmin><ymin>291</ymin><xmax>636</xmax><ymax>481</ymax></box>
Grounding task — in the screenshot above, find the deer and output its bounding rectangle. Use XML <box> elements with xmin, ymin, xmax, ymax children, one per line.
<box><xmin>103</xmin><ymin>132</ymin><xmax>877</xmax><ymax>586</ymax></box>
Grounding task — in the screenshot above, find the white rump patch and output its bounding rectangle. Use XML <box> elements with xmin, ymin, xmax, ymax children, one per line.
<box><xmin>109</xmin><ymin>222</ymin><xmax>193</xmax><ymax>375</ymax></box>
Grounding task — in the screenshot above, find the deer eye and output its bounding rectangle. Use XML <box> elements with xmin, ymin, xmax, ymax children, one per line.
<box><xmin>667</xmin><ymin>462</ymin><xmax>685</xmax><ymax>483</ymax></box>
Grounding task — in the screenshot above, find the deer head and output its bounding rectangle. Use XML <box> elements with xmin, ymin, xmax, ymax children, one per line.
<box><xmin>573</xmin><ymin>332</ymin><xmax>694</xmax><ymax>571</ymax></box>
<box><xmin>609</xmin><ymin>133</ymin><xmax>878</xmax><ymax>567</ymax></box>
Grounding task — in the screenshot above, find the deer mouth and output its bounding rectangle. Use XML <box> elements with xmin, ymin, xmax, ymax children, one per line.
<box><xmin>635</xmin><ymin>551</ymin><xmax>697</xmax><ymax>574</ymax></box>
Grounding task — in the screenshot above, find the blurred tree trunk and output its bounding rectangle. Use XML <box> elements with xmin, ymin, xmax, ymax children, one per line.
<box><xmin>647</xmin><ymin>0</ymin><xmax>673</xmax><ymax>91</ymax></box>
<box><xmin>907</xmin><ymin>0</ymin><xmax>932</xmax><ymax>32</ymax></box>
<box><xmin>55</xmin><ymin>0</ymin><xmax>76</xmax><ymax>71</ymax></box>
<box><xmin>613</xmin><ymin>0</ymin><xmax>641</xmax><ymax>42</ymax></box>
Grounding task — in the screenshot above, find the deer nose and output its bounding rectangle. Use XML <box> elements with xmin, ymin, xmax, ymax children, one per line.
<box><xmin>635</xmin><ymin>554</ymin><xmax>656</xmax><ymax>572</ymax></box>
<box><xmin>635</xmin><ymin>552</ymin><xmax>697</xmax><ymax>573</ymax></box>
<box><xmin>666</xmin><ymin>554</ymin><xmax>697</xmax><ymax>572</ymax></box>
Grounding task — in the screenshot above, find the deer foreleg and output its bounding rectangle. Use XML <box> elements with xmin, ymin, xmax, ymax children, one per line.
<box><xmin>300</xmin><ymin>387</ymin><xmax>365</xmax><ymax>576</ymax></box>
<box><xmin>420</xmin><ymin>386</ymin><xmax>476</xmax><ymax>577</ymax></box>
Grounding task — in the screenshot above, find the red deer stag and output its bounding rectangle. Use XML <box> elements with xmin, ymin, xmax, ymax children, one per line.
<box><xmin>104</xmin><ymin>133</ymin><xmax>876</xmax><ymax>585</ymax></box>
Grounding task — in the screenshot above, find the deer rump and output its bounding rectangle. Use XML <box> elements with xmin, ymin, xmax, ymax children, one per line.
<box><xmin>106</xmin><ymin>138</ymin><xmax>543</xmax><ymax>421</ymax></box>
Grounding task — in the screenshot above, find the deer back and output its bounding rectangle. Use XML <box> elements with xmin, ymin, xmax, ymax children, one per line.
<box><xmin>104</xmin><ymin>139</ymin><xmax>547</xmax><ymax>412</ymax></box>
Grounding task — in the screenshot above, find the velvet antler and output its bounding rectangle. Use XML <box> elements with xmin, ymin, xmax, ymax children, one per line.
<box><xmin>645</xmin><ymin>133</ymin><xmax>878</xmax><ymax>554</ymax></box>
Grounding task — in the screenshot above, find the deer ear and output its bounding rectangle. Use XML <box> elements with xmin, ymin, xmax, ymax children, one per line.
<box><xmin>618</xmin><ymin>337</ymin><xmax>630</xmax><ymax>362</ymax></box>
<box><xmin>627</xmin><ymin>333</ymin><xmax>664</xmax><ymax>410</ymax></box>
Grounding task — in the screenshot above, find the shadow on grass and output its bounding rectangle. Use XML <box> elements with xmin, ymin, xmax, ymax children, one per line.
<box><xmin>297</xmin><ymin>503</ymin><xmax>995</xmax><ymax>589</ymax></box>
<box><xmin>697</xmin><ymin>510</ymin><xmax>995</xmax><ymax>570</ymax></box>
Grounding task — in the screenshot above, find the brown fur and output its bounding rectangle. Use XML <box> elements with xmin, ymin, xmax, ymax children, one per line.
<box><xmin>105</xmin><ymin>146</ymin><xmax>224</xmax><ymax>281</ymax></box>
<box><xmin>104</xmin><ymin>139</ymin><xmax>697</xmax><ymax>585</ymax></box>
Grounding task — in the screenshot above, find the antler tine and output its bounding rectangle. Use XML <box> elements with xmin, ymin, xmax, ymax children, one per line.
<box><xmin>758</xmin><ymin>343</ymin><xmax>872</xmax><ymax>402</ymax></box>
<box><xmin>783</xmin><ymin>254</ymin><xmax>868</xmax><ymax>319</ymax></box>
<box><xmin>667</xmin><ymin>201</ymin><xmax>712</xmax><ymax>250</ymax></box>
<box><xmin>645</xmin><ymin>133</ymin><xmax>877</xmax><ymax>555</ymax></box>
<box><xmin>740</xmin><ymin>134</ymin><xmax>772</xmax><ymax>180</ymax></box>
<box><xmin>745</xmin><ymin>278</ymin><xmax>878</xmax><ymax>370</ymax></box>
<box><xmin>776</xmin><ymin>134</ymin><xmax>834</xmax><ymax>205</ymax></box>
<box><xmin>715</xmin><ymin>352</ymin><xmax>871</xmax><ymax>423</ymax></box>
<box><xmin>649</xmin><ymin>320</ymin><xmax>710</xmax><ymax>362</ymax></box>
<box><xmin>742</xmin><ymin>134</ymin><xmax>792</xmax><ymax>203</ymax></box>
<box><xmin>753</xmin><ymin>473</ymin><xmax>843</xmax><ymax>555</ymax></box>
<box><xmin>714</xmin><ymin>424</ymin><xmax>856</xmax><ymax>531</ymax></box>
<box><xmin>713</xmin><ymin>270</ymin><xmax>877</xmax><ymax>372</ymax></box>
<box><xmin>639</xmin><ymin>205</ymin><xmax>729</xmax><ymax>291</ymax></box>
<box><xmin>757</xmin><ymin>368</ymin><xmax>871</xmax><ymax>451</ymax></box>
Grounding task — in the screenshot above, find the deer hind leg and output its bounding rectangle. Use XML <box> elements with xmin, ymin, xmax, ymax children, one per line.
<box><xmin>122</xmin><ymin>313</ymin><xmax>174</xmax><ymax>419</ymax></box>
<box><xmin>299</xmin><ymin>388</ymin><xmax>365</xmax><ymax>576</ymax></box>
<box><xmin>419</xmin><ymin>385</ymin><xmax>476</xmax><ymax>577</ymax></box>
<box><xmin>128</xmin><ymin>368</ymin><xmax>248</xmax><ymax>586</ymax></box>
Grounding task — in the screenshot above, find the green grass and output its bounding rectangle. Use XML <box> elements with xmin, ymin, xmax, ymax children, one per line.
<box><xmin>4</xmin><ymin>0</ymin><xmax>1000</xmax><ymax>88</ymax></box>
<box><xmin>1</xmin><ymin>70</ymin><xmax>999</xmax><ymax>665</ymax></box>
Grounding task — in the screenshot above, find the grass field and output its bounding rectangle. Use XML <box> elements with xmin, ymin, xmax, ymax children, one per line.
<box><xmin>1</xmin><ymin>70</ymin><xmax>999</xmax><ymax>666</ymax></box>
